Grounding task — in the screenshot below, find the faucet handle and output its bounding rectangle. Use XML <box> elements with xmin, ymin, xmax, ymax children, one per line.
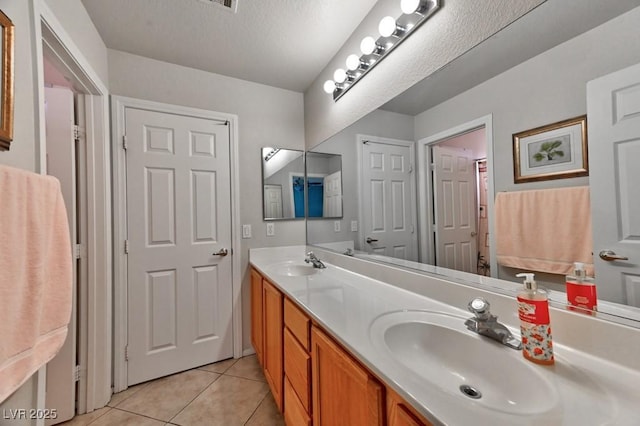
<box><xmin>467</xmin><ymin>297</ymin><xmax>492</xmax><ymax>320</ymax></box>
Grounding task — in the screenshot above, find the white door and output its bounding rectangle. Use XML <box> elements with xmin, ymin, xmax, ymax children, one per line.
<box><xmin>432</xmin><ymin>145</ymin><xmax>478</xmax><ymax>273</ymax></box>
<box><xmin>361</xmin><ymin>139</ymin><xmax>418</xmax><ymax>261</ymax></box>
<box><xmin>125</xmin><ymin>107</ymin><xmax>233</xmax><ymax>385</ymax></box>
<box><xmin>264</xmin><ymin>185</ymin><xmax>283</xmax><ymax>218</ymax></box>
<box><xmin>44</xmin><ymin>87</ymin><xmax>77</xmax><ymax>425</ymax></box>
<box><xmin>323</xmin><ymin>171</ymin><xmax>342</xmax><ymax>217</ymax></box>
<box><xmin>587</xmin><ymin>62</ymin><xmax>640</xmax><ymax>307</ymax></box>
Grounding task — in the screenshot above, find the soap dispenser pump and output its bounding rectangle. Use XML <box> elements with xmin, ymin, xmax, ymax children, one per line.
<box><xmin>516</xmin><ymin>273</ymin><xmax>554</xmax><ymax>365</ymax></box>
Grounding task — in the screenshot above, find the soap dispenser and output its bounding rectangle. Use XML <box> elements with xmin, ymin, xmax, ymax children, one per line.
<box><xmin>516</xmin><ymin>273</ymin><xmax>554</xmax><ymax>365</ymax></box>
<box><xmin>566</xmin><ymin>262</ymin><xmax>597</xmax><ymax>314</ymax></box>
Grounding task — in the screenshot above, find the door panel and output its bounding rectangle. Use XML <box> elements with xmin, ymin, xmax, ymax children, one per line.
<box><xmin>44</xmin><ymin>87</ymin><xmax>77</xmax><ymax>425</ymax></box>
<box><xmin>433</xmin><ymin>145</ymin><xmax>478</xmax><ymax>273</ymax></box>
<box><xmin>361</xmin><ymin>140</ymin><xmax>418</xmax><ymax>261</ymax></box>
<box><xmin>125</xmin><ymin>107</ymin><xmax>233</xmax><ymax>385</ymax></box>
<box><xmin>587</xmin><ymin>62</ymin><xmax>640</xmax><ymax>306</ymax></box>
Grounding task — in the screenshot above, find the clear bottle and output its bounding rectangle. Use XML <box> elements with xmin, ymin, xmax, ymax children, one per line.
<box><xmin>516</xmin><ymin>273</ymin><xmax>554</xmax><ymax>365</ymax></box>
<box><xmin>566</xmin><ymin>262</ymin><xmax>597</xmax><ymax>314</ymax></box>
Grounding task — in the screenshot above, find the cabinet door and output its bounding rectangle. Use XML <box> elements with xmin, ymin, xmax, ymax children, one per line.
<box><xmin>388</xmin><ymin>389</ymin><xmax>432</xmax><ymax>426</ymax></box>
<box><xmin>250</xmin><ymin>268</ymin><xmax>263</xmax><ymax>365</ymax></box>
<box><xmin>311</xmin><ymin>326</ymin><xmax>384</xmax><ymax>426</ymax></box>
<box><xmin>263</xmin><ymin>279</ymin><xmax>284</xmax><ymax>411</ymax></box>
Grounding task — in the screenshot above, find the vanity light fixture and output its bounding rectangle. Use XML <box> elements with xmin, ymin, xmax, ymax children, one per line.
<box><xmin>264</xmin><ymin>148</ymin><xmax>280</xmax><ymax>162</ymax></box>
<box><xmin>324</xmin><ymin>0</ymin><xmax>440</xmax><ymax>101</ymax></box>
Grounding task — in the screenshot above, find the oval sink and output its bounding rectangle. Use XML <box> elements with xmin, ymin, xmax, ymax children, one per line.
<box><xmin>369</xmin><ymin>311</ymin><xmax>559</xmax><ymax>415</ymax></box>
<box><xmin>265</xmin><ymin>261</ymin><xmax>320</xmax><ymax>277</ymax></box>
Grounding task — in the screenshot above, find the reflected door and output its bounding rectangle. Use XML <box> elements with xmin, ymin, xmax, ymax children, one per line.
<box><xmin>361</xmin><ymin>139</ymin><xmax>418</xmax><ymax>261</ymax></box>
<box><xmin>432</xmin><ymin>145</ymin><xmax>478</xmax><ymax>273</ymax></box>
<box><xmin>264</xmin><ymin>184</ymin><xmax>283</xmax><ymax>219</ymax></box>
<box><xmin>587</xmin><ymin>62</ymin><xmax>640</xmax><ymax>307</ymax></box>
<box><xmin>125</xmin><ymin>106</ymin><xmax>233</xmax><ymax>385</ymax></box>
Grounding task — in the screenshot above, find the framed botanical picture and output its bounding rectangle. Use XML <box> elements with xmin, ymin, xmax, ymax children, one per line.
<box><xmin>512</xmin><ymin>115</ymin><xmax>588</xmax><ymax>183</ymax></box>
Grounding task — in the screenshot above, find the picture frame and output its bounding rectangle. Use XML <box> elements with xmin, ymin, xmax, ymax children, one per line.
<box><xmin>512</xmin><ymin>115</ymin><xmax>588</xmax><ymax>184</ymax></box>
<box><xmin>0</xmin><ymin>9</ymin><xmax>14</xmax><ymax>151</ymax></box>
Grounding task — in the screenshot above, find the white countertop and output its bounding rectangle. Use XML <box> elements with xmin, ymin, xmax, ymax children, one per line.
<box><xmin>250</xmin><ymin>246</ymin><xmax>640</xmax><ymax>426</ymax></box>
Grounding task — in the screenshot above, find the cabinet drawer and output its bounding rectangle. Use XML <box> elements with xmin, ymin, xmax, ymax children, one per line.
<box><xmin>284</xmin><ymin>377</ymin><xmax>311</xmax><ymax>426</ymax></box>
<box><xmin>284</xmin><ymin>298</ymin><xmax>310</xmax><ymax>351</ymax></box>
<box><xmin>284</xmin><ymin>328</ymin><xmax>311</xmax><ymax>412</ymax></box>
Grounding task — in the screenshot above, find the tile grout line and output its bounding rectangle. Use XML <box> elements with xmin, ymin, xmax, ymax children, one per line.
<box><xmin>167</xmin><ymin>371</ymin><xmax>224</xmax><ymax>424</ymax></box>
<box><xmin>109</xmin><ymin>406</ymin><xmax>175</xmax><ymax>424</ymax></box>
<box><xmin>243</xmin><ymin>393</ymin><xmax>270</xmax><ymax>426</ymax></box>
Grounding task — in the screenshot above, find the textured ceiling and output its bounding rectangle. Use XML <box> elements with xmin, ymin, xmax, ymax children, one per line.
<box><xmin>81</xmin><ymin>0</ymin><xmax>379</xmax><ymax>92</ymax></box>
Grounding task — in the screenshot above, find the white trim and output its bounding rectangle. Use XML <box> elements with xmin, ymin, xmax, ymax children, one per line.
<box><xmin>356</xmin><ymin>134</ymin><xmax>418</xmax><ymax>257</ymax></box>
<box><xmin>417</xmin><ymin>114</ymin><xmax>497</xmax><ymax>277</ymax></box>
<box><xmin>33</xmin><ymin>0</ymin><xmax>112</xmax><ymax>412</ymax></box>
<box><xmin>111</xmin><ymin>96</ymin><xmax>242</xmax><ymax>392</ymax></box>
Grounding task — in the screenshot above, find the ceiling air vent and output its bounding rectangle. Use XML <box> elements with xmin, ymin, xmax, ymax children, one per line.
<box><xmin>198</xmin><ymin>0</ymin><xmax>238</xmax><ymax>13</ymax></box>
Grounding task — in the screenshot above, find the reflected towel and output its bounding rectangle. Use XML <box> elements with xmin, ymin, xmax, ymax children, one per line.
<box><xmin>495</xmin><ymin>186</ymin><xmax>593</xmax><ymax>276</ymax></box>
<box><xmin>0</xmin><ymin>165</ymin><xmax>72</xmax><ymax>403</ymax></box>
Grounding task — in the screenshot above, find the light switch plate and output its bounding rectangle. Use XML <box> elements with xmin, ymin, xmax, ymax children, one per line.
<box><xmin>266</xmin><ymin>222</ymin><xmax>275</xmax><ymax>236</ymax></box>
<box><xmin>351</xmin><ymin>220</ymin><xmax>358</xmax><ymax>232</ymax></box>
<box><xmin>242</xmin><ymin>224</ymin><xmax>252</xmax><ymax>239</ymax></box>
<box><xmin>334</xmin><ymin>221</ymin><xmax>341</xmax><ymax>232</ymax></box>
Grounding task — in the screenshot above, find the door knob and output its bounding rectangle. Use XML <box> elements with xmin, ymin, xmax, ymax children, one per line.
<box><xmin>471</xmin><ymin>231</ymin><xmax>477</xmax><ymax>237</ymax></box>
<box><xmin>366</xmin><ymin>237</ymin><xmax>378</xmax><ymax>244</ymax></box>
<box><xmin>599</xmin><ymin>250</ymin><xmax>628</xmax><ymax>261</ymax></box>
<box><xmin>212</xmin><ymin>248</ymin><xmax>229</xmax><ymax>257</ymax></box>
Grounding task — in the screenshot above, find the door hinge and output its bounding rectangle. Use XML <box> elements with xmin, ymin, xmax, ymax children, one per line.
<box><xmin>430</xmin><ymin>163</ymin><xmax>436</xmax><ymax>170</ymax></box>
<box><xmin>74</xmin><ymin>365</ymin><xmax>81</xmax><ymax>382</ymax></box>
<box><xmin>124</xmin><ymin>239</ymin><xmax>129</xmax><ymax>254</ymax></box>
<box><xmin>73</xmin><ymin>125</ymin><xmax>80</xmax><ymax>141</ymax></box>
<box><xmin>74</xmin><ymin>244</ymin><xmax>82</xmax><ymax>259</ymax></box>
<box><xmin>124</xmin><ymin>345</ymin><xmax>129</xmax><ymax>362</ymax></box>
<box><xmin>122</xmin><ymin>135</ymin><xmax>128</xmax><ymax>150</ymax></box>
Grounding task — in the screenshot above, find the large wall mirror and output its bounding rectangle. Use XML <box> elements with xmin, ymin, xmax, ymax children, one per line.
<box><xmin>262</xmin><ymin>147</ymin><xmax>305</xmax><ymax>220</ymax></box>
<box><xmin>306</xmin><ymin>0</ymin><xmax>640</xmax><ymax>327</ymax></box>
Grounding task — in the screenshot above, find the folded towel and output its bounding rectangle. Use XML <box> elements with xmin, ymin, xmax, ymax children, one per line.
<box><xmin>495</xmin><ymin>186</ymin><xmax>593</xmax><ymax>276</ymax></box>
<box><xmin>0</xmin><ymin>165</ymin><xmax>72</xmax><ymax>403</ymax></box>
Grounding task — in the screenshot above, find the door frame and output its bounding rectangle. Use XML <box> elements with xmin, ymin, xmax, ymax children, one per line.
<box><xmin>356</xmin><ymin>134</ymin><xmax>417</xmax><ymax>257</ymax></box>
<box><xmin>111</xmin><ymin>96</ymin><xmax>242</xmax><ymax>393</ymax></box>
<box><xmin>31</xmin><ymin>0</ymin><xmax>112</xmax><ymax>414</ymax></box>
<box><xmin>417</xmin><ymin>115</ymin><xmax>497</xmax><ymax>276</ymax></box>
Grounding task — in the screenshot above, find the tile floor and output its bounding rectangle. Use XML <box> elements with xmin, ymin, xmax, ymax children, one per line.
<box><xmin>61</xmin><ymin>355</ymin><xmax>284</xmax><ymax>426</ymax></box>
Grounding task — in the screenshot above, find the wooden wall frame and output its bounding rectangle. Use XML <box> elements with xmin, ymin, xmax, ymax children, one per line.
<box><xmin>0</xmin><ymin>9</ymin><xmax>14</xmax><ymax>150</ymax></box>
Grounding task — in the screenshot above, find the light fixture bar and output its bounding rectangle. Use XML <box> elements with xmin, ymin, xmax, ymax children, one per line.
<box><xmin>328</xmin><ymin>0</ymin><xmax>440</xmax><ymax>101</ymax></box>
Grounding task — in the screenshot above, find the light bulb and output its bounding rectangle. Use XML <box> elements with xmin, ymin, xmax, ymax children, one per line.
<box><xmin>323</xmin><ymin>80</ymin><xmax>336</xmax><ymax>94</ymax></box>
<box><xmin>346</xmin><ymin>54</ymin><xmax>361</xmax><ymax>71</ymax></box>
<box><xmin>379</xmin><ymin>16</ymin><xmax>397</xmax><ymax>37</ymax></box>
<box><xmin>401</xmin><ymin>0</ymin><xmax>420</xmax><ymax>14</ymax></box>
<box><xmin>360</xmin><ymin>36</ymin><xmax>377</xmax><ymax>55</ymax></box>
<box><xmin>333</xmin><ymin>68</ymin><xmax>347</xmax><ymax>84</ymax></box>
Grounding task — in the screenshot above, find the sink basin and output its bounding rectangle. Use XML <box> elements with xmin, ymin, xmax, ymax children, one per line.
<box><xmin>369</xmin><ymin>311</ymin><xmax>559</xmax><ymax>415</ymax></box>
<box><xmin>265</xmin><ymin>261</ymin><xmax>320</xmax><ymax>277</ymax></box>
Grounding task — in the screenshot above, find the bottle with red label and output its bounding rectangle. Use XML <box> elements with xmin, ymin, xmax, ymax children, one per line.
<box><xmin>516</xmin><ymin>273</ymin><xmax>554</xmax><ymax>365</ymax></box>
<box><xmin>566</xmin><ymin>262</ymin><xmax>597</xmax><ymax>315</ymax></box>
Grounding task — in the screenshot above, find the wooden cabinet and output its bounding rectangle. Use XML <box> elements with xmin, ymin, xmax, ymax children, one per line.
<box><xmin>250</xmin><ymin>268</ymin><xmax>263</xmax><ymax>365</ymax></box>
<box><xmin>250</xmin><ymin>267</ymin><xmax>435</xmax><ymax>426</ymax></box>
<box><xmin>387</xmin><ymin>388</ymin><xmax>432</xmax><ymax>426</ymax></box>
<box><xmin>311</xmin><ymin>326</ymin><xmax>384</xmax><ymax>426</ymax></box>
<box><xmin>262</xmin><ymin>278</ymin><xmax>283</xmax><ymax>411</ymax></box>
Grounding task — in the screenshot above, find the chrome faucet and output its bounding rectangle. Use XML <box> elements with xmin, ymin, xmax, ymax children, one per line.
<box><xmin>465</xmin><ymin>297</ymin><xmax>522</xmax><ymax>350</ymax></box>
<box><xmin>304</xmin><ymin>251</ymin><xmax>326</xmax><ymax>269</ymax></box>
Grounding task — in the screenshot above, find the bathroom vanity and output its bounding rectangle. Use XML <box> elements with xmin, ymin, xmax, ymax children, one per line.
<box><xmin>250</xmin><ymin>246</ymin><xmax>640</xmax><ymax>426</ymax></box>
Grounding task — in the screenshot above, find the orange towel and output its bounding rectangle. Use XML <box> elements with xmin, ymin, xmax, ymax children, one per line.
<box><xmin>0</xmin><ymin>165</ymin><xmax>72</xmax><ymax>403</ymax></box>
<box><xmin>495</xmin><ymin>186</ymin><xmax>593</xmax><ymax>276</ymax></box>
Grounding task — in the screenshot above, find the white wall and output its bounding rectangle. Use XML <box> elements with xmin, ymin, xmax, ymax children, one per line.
<box><xmin>303</xmin><ymin>0</ymin><xmax>544</xmax><ymax>149</ymax></box>
<box><xmin>107</xmin><ymin>50</ymin><xmax>306</xmax><ymax>351</ymax></box>
<box><xmin>0</xmin><ymin>0</ymin><xmax>107</xmax><ymax>418</ymax></box>
<box><xmin>413</xmin><ymin>6</ymin><xmax>640</xmax><ymax>286</ymax></box>
<box><xmin>307</xmin><ymin>109</ymin><xmax>414</xmax><ymax>248</ymax></box>
<box><xmin>43</xmin><ymin>0</ymin><xmax>108</xmax><ymax>84</ymax></box>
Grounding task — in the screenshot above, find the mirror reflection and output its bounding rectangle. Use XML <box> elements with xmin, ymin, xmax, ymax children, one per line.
<box><xmin>261</xmin><ymin>147</ymin><xmax>305</xmax><ymax>221</ymax></box>
<box><xmin>305</xmin><ymin>152</ymin><xmax>343</xmax><ymax>219</ymax></box>
<box><xmin>306</xmin><ymin>1</ymin><xmax>640</xmax><ymax>324</ymax></box>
